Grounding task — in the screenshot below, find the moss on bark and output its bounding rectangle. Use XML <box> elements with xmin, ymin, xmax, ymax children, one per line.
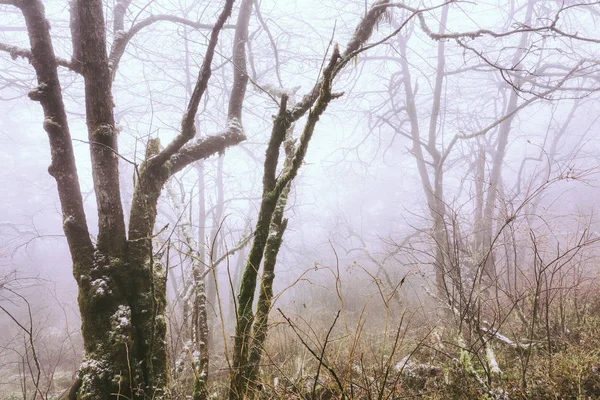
<box><xmin>73</xmin><ymin>247</ymin><xmax>169</xmax><ymax>399</ymax></box>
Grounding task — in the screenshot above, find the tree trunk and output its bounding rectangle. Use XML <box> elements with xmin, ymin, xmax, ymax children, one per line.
<box><xmin>73</xmin><ymin>149</ymin><xmax>170</xmax><ymax>399</ymax></box>
<box><xmin>15</xmin><ymin>0</ymin><xmax>241</xmax><ymax>395</ymax></box>
<box><xmin>481</xmin><ymin>1</ymin><xmax>534</xmax><ymax>280</ymax></box>
<box><xmin>230</xmin><ymin>45</ymin><xmax>342</xmax><ymax>398</ymax></box>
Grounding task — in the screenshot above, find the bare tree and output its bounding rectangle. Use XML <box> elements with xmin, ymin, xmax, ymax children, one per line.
<box><xmin>0</xmin><ymin>0</ymin><xmax>249</xmax><ymax>397</ymax></box>
<box><xmin>226</xmin><ymin>0</ymin><xmax>441</xmax><ymax>396</ymax></box>
<box><xmin>370</xmin><ymin>0</ymin><xmax>599</xmax><ymax>300</ymax></box>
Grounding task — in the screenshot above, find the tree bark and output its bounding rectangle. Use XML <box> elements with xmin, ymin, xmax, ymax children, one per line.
<box><xmin>230</xmin><ymin>44</ymin><xmax>342</xmax><ymax>398</ymax></box>
<box><xmin>13</xmin><ymin>0</ymin><xmax>242</xmax><ymax>397</ymax></box>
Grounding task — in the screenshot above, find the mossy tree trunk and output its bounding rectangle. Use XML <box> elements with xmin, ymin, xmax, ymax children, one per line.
<box><xmin>6</xmin><ymin>0</ymin><xmax>247</xmax><ymax>398</ymax></box>
<box><xmin>245</xmin><ymin>147</ymin><xmax>291</xmax><ymax>391</ymax></box>
<box><xmin>228</xmin><ymin>3</ymin><xmax>394</xmax><ymax>397</ymax></box>
<box><xmin>228</xmin><ymin>51</ymin><xmax>339</xmax><ymax>398</ymax></box>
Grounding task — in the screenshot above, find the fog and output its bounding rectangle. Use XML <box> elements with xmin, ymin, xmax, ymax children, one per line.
<box><xmin>1</xmin><ymin>0</ymin><xmax>600</xmax><ymax>399</ymax></box>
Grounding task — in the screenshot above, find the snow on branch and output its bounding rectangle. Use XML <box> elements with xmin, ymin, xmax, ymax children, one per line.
<box><xmin>166</xmin><ymin>126</ymin><xmax>246</xmax><ymax>177</ymax></box>
<box><xmin>0</xmin><ymin>42</ymin><xmax>77</xmax><ymax>72</ymax></box>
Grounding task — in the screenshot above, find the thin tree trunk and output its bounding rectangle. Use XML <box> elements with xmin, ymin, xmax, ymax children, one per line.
<box><xmin>481</xmin><ymin>1</ymin><xmax>534</xmax><ymax>280</ymax></box>
<box><xmin>246</xmin><ymin>169</ymin><xmax>290</xmax><ymax>393</ymax></box>
<box><xmin>206</xmin><ymin>155</ymin><xmax>226</xmax><ymax>344</ymax></box>
<box><xmin>245</xmin><ymin>86</ymin><xmax>296</xmax><ymax>394</ymax></box>
<box><xmin>230</xmin><ymin>45</ymin><xmax>342</xmax><ymax>398</ymax></box>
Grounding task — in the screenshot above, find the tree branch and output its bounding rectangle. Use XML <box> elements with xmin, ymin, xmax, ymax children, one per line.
<box><xmin>291</xmin><ymin>0</ymin><xmax>391</xmax><ymax>121</ymax></box>
<box><xmin>227</xmin><ymin>0</ymin><xmax>253</xmax><ymax>121</ymax></box>
<box><xmin>276</xmin><ymin>45</ymin><xmax>341</xmax><ymax>194</ymax></box>
<box><xmin>150</xmin><ymin>0</ymin><xmax>237</xmax><ymax>167</ymax></box>
<box><xmin>459</xmin><ymin>60</ymin><xmax>588</xmax><ymax>140</ymax></box>
<box><xmin>108</xmin><ymin>14</ymin><xmax>236</xmax><ymax>79</ymax></box>
<box><xmin>415</xmin><ymin>2</ymin><xmax>600</xmax><ymax>43</ymax></box>
<box><xmin>262</xmin><ymin>95</ymin><xmax>289</xmax><ymax>192</ymax></box>
<box><xmin>253</xmin><ymin>0</ymin><xmax>283</xmax><ymax>88</ymax></box>
<box><xmin>0</xmin><ymin>25</ymin><xmax>26</xmax><ymax>31</ymax></box>
<box><xmin>113</xmin><ymin>0</ymin><xmax>132</xmax><ymax>33</ymax></box>
<box><xmin>17</xmin><ymin>0</ymin><xmax>93</xmax><ymax>269</ymax></box>
<box><xmin>278</xmin><ymin>309</ymin><xmax>347</xmax><ymax>398</ymax></box>
<box><xmin>167</xmin><ymin>127</ymin><xmax>246</xmax><ymax>177</ymax></box>
<box><xmin>0</xmin><ymin>42</ymin><xmax>78</xmax><ymax>72</ymax></box>
<box><xmin>77</xmin><ymin>0</ymin><xmax>127</xmax><ymax>255</ymax></box>
<box><xmin>69</xmin><ymin>0</ymin><xmax>81</xmax><ymax>72</ymax></box>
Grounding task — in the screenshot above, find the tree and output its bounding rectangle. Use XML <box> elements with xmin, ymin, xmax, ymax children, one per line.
<box><xmin>5</xmin><ymin>0</ymin><xmax>597</xmax><ymax>397</ymax></box>
<box><xmin>367</xmin><ymin>0</ymin><xmax>599</xmax><ymax>302</ymax></box>
<box><xmin>225</xmin><ymin>1</ymin><xmax>434</xmax><ymax>396</ymax></box>
<box><xmin>0</xmin><ymin>0</ymin><xmax>247</xmax><ymax>397</ymax></box>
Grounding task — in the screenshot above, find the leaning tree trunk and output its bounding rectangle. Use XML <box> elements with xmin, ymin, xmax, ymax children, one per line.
<box><xmin>245</xmin><ymin>145</ymin><xmax>292</xmax><ymax>392</ymax></box>
<box><xmin>229</xmin><ymin>3</ymin><xmax>395</xmax><ymax>397</ymax></box>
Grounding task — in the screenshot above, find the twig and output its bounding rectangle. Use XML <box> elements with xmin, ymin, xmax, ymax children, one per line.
<box><xmin>278</xmin><ymin>308</ymin><xmax>346</xmax><ymax>399</ymax></box>
<box><xmin>313</xmin><ymin>310</ymin><xmax>341</xmax><ymax>399</ymax></box>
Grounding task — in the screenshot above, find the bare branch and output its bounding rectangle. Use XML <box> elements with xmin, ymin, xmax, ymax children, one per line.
<box><xmin>479</xmin><ymin>326</ymin><xmax>535</xmax><ymax>350</ymax></box>
<box><xmin>17</xmin><ymin>0</ymin><xmax>93</xmax><ymax>267</ymax></box>
<box><xmin>278</xmin><ymin>308</ymin><xmax>347</xmax><ymax>398</ymax></box>
<box><xmin>415</xmin><ymin>2</ymin><xmax>600</xmax><ymax>44</ymax></box>
<box><xmin>150</xmin><ymin>0</ymin><xmax>237</xmax><ymax>167</ymax></box>
<box><xmin>291</xmin><ymin>0</ymin><xmax>391</xmax><ymax>120</ymax></box>
<box><xmin>0</xmin><ymin>222</ymin><xmax>35</xmax><ymax>235</ymax></box>
<box><xmin>227</xmin><ymin>0</ymin><xmax>253</xmax><ymax>121</ymax></box>
<box><xmin>77</xmin><ymin>0</ymin><xmax>126</xmax><ymax>255</ymax></box>
<box><xmin>167</xmin><ymin>128</ymin><xmax>246</xmax><ymax>177</ymax></box>
<box><xmin>0</xmin><ymin>42</ymin><xmax>78</xmax><ymax>72</ymax></box>
<box><xmin>276</xmin><ymin>45</ymin><xmax>341</xmax><ymax>193</ymax></box>
<box><xmin>0</xmin><ymin>25</ymin><xmax>26</xmax><ymax>31</ymax></box>
<box><xmin>197</xmin><ymin>234</ymin><xmax>252</xmax><ymax>278</ymax></box>
<box><xmin>108</xmin><ymin>14</ymin><xmax>236</xmax><ymax>78</ymax></box>
<box><xmin>69</xmin><ymin>0</ymin><xmax>81</xmax><ymax>72</ymax></box>
<box><xmin>459</xmin><ymin>60</ymin><xmax>589</xmax><ymax>140</ymax></box>
<box><xmin>253</xmin><ymin>0</ymin><xmax>283</xmax><ymax>88</ymax></box>
<box><xmin>113</xmin><ymin>0</ymin><xmax>132</xmax><ymax>33</ymax></box>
